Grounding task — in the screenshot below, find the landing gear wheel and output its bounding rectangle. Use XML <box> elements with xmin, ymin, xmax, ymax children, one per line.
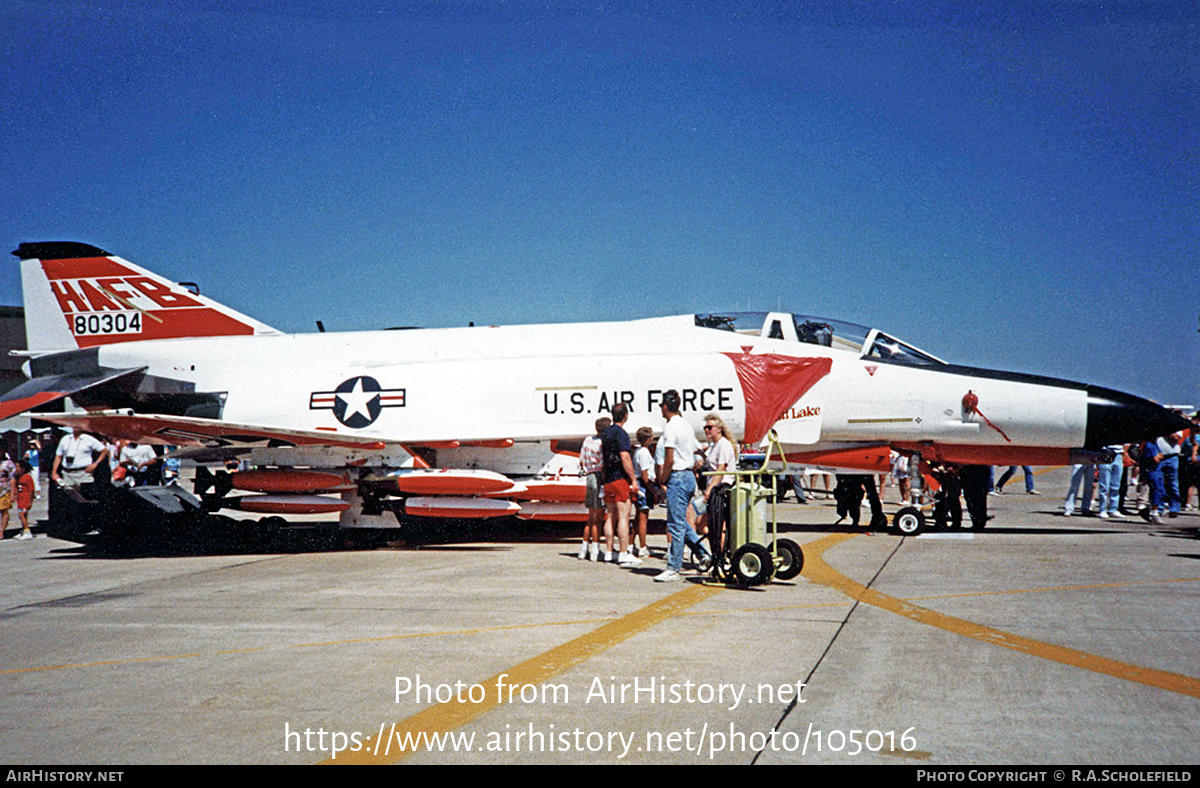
<box><xmin>892</xmin><ymin>506</ymin><xmax>925</xmax><ymax>536</ymax></box>
<box><xmin>731</xmin><ymin>543</ymin><xmax>774</xmax><ymax>586</ymax></box>
<box><xmin>770</xmin><ymin>538</ymin><xmax>804</xmax><ymax>581</ymax></box>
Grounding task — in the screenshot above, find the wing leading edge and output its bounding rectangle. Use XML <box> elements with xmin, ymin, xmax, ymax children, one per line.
<box><xmin>36</xmin><ymin>410</ymin><xmax>390</xmax><ymax>450</ymax></box>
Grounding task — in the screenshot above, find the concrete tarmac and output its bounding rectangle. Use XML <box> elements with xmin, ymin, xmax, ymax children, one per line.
<box><xmin>1</xmin><ymin>468</ymin><xmax>1197</xmax><ymax>765</ymax></box>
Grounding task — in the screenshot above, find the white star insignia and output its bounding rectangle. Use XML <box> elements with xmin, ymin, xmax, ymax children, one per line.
<box><xmin>336</xmin><ymin>378</ymin><xmax>378</xmax><ymax>423</ymax></box>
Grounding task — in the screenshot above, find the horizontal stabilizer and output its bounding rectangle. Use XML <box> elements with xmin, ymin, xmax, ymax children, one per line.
<box><xmin>0</xmin><ymin>367</ymin><xmax>145</xmax><ymax>421</ymax></box>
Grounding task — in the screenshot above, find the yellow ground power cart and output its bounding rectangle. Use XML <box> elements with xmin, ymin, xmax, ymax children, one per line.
<box><xmin>707</xmin><ymin>431</ymin><xmax>803</xmax><ymax>587</ymax></box>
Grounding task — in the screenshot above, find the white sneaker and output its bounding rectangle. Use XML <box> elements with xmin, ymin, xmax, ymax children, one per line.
<box><xmin>618</xmin><ymin>552</ymin><xmax>642</xmax><ymax>566</ymax></box>
<box><xmin>588</xmin><ymin>544</ymin><xmax>599</xmax><ymax>561</ymax></box>
<box><xmin>1098</xmin><ymin>511</ymin><xmax>1109</xmax><ymax>519</ymax></box>
<box><xmin>578</xmin><ymin>543</ymin><xmax>589</xmax><ymax>559</ymax></box>
<box><xmin>15</xmin><ymin>531</ymin><xmax>32</xmax><ymax>541</ymax></box>
<box><xmin>654</xmin><ymin>569</ymin><xmax>680</xmax><ymax>582</ymax></box>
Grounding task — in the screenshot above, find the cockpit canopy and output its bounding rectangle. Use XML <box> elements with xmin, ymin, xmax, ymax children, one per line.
<box><xmin>695</xmin><ymin>312</ymin><xmax>945</xmax><ymax>366</ymax></box>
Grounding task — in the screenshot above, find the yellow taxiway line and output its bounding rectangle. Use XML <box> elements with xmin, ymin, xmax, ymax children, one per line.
<box><xmin>320</xmin><ymin>582</ymin><xmax>722</xmax><ymax>765</ymax></box>
<box><xmin>801</xmin><ymin>533</ymin><xmax>1200</xmax><ymax>699</ymax></box>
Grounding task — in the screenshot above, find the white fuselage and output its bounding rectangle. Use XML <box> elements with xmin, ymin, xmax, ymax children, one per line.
<box><xmin>87</xmin><ymin>314</ymin><xmax>1088</xmax><ymax>471</ymax></box>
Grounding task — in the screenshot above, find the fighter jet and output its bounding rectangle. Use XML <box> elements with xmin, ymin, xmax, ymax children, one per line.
<box><xmin>2</xmin><ymin>242</ymin><xmax>1188</xmax><ymax>533</ymax></box>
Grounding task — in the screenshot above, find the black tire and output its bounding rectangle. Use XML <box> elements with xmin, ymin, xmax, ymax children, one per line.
<box><xmin>731</xmin><ymin>543</ymin><xmax>774</xmax><ymax>586</ymax></box>
<box><xmin>771</xmin><ymin>538</ymin><xmax>804</xmax><ymax>581</ymax></box>
<box><xmin>892</xmin><ymin>506</ymin><xmax>925</xmax><ymax>536</ymax></box>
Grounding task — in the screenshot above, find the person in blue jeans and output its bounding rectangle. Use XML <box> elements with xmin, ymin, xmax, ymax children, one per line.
<box><xmin>995</xmin><ymin>465</ymin><xmax>1037</xmax><ymax>494</ymax></box>
<box><xmin>1140</xmin><ymin>440</ymin><xmax>1165</xmax><ymax>522</ymax></box>
<box><xmin>654</xmin><ymin>389</ymin><xmax>711</xmax><ymax>582</ymax></box>
<box><xmin>1156</xmin><ymin>435</ymin><xmax>1182</xmax><ymax>517</ymax></box>
<box><xmin>1095</xmin><ymin>446</ymin><xmax>1124</xmax><ymax>519</ymax></box>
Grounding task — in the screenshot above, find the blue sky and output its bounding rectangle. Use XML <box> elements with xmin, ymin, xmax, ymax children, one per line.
<box><xmin>2</xmin><ymin>1</ymin><xmax>1196</xmax><ymax>406</ymax></box>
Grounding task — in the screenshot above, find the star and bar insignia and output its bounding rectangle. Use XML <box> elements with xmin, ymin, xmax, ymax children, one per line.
<box><xmin>310</xmin><ymin>376</ymin><xmax>405</xmax><ymax>428</ymax></box>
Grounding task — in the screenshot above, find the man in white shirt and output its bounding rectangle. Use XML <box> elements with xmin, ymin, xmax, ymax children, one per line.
<box><xmin>654</xmin><ymin>390</ymin><xmax>712</xmax><ymax>582</ymax></box>
<box><xmin>52</xmin><ymin>428</ymin><xmax>108</xmax><ymax>488</ymax></box>
<box><xmin>119</xmin><ymin>441</ymin><xmax>160</xmax><ymax>486</ymax></box>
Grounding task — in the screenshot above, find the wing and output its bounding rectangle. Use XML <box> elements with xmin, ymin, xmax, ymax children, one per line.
<box><xmin>36</xmin><ymin>410</ymin><xmax>390</xmax><ymax>450</ymax></box>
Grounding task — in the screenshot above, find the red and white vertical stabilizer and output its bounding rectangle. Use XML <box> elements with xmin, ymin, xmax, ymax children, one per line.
<box><xmin>15</xmin><ymin>241</ymin><xmax>280</xmax><ymax>351</ymax></box>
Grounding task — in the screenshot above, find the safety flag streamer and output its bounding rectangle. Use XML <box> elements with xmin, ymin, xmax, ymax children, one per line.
<box><xmin>962</xmin><ymin>390</ymin><xmax>1012</xmax><ymax>443</ymax></box>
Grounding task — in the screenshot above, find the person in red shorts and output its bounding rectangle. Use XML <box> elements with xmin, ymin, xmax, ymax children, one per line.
<box><xmin>600</xmin><ymin>403</ymin><xmax>640</xmax><ymax>566</ymax></box>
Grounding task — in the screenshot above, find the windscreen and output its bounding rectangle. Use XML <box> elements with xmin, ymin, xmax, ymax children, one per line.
<box><xmin>696</xmin><ymin>312</ymin><xmax>944</xmax><ymax>365</ymax></box>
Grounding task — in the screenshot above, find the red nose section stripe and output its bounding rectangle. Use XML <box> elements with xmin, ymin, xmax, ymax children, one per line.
<box><xmin>784</xmin><ymin>445</ymin><xmax>893</xmax><ymax>474</ymax></box>
<box><xmin>722</xmin><ymin>352</ymin><xmax>832</xmax><ymax>444</ymax></box>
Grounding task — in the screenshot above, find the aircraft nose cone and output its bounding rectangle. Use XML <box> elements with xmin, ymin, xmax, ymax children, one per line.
<box><xmin>1084</xmin><ymin>385</ymin><xmax>1192</xmax><ymax>448</ymax></box>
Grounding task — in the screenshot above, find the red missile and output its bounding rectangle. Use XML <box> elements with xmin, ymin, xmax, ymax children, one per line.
<box><xmin>230</xmin><ymin>469</ymin><xmax>352</xmax><ymax>493</ymax></box>
<box><xmin>502</xmin><ymin>478</ymin><xmax>587</xmax><ymax>503</ymax></box>
<box><xmin>515</xmin><ymin>502</ymin><xmax>588</xmax><ymax>523</ymax></box>
<box><xmin>390</xmin><ymin>469</ymin><xmax>516</xmax><ymax>496</ymax></box>
<box><xmin>403</xmin><ymin>496</ymin><xmax>520</xmax><ymax>519</ymax></box>
<box><xmin>228</xmin><ymin>494</ymin><xmax>351</xmax><ymax>515</ymax></box>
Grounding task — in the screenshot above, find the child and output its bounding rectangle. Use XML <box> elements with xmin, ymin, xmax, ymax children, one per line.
<box><xmin>0</xmin><ymin>451</ymin><xmax>14</xmax><ymax>537</ymax></box>
<box><xmin>631</xmin><ymin>427</ymin><xmax>656</xmax><ymax>558</ymax></box>
<box><xmin>13</xmin><ymin>460</ymin><xmax>35</xmax><ymax>540</ymax></box>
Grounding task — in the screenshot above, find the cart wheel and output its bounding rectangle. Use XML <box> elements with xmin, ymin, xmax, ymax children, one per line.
<box><xmin>771</xmin><ymin>538</ymin><xmax>804</xmax><ymax>580</ymax></box>
<box><xmin>892</xmin><ymin>506</ymin><xmax>925</xmax><ymax>536</ymax></box>
<box><xmin>731</xmin><ymin>543</ymin><xmax>774</xmax><ymax>586</ymax></box>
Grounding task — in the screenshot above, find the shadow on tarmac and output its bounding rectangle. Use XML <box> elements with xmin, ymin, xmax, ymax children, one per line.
<box><xmin>32</xmin><ymin>514</ymin><xmax>580</xmax><ymax>559</ymax></box>
<box><xmin>31</xmin><ymin>507</ymin><xmax>1198</xmax><ymax>559</ymax></box>
<box><xmin>770</xmin><ymin>521</ymin><xmax>1123</xmax><ymax>537</ymax></box>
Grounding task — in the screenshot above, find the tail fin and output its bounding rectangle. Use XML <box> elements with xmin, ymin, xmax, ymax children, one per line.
<box><xmin>14</xmin><ymin>242</ymin><xmax>280</xmax><ymax>351</ymax></box>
